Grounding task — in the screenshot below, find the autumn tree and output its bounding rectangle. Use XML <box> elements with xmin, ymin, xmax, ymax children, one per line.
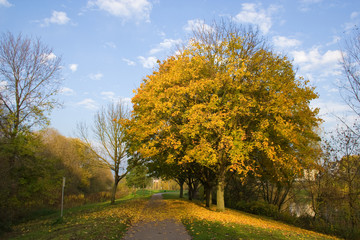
<box><xmin>129</xmin><ymin>21</ymin><xmax>321</xmax><ymax>211</ymax></box>
<box><xmin>0</xmin><ymin>32</ymin><xmax>62</xmax><ymax>139</ymax></box>
<box><xmin>40</xmin><ymin>128</ymin><xmax>113</xmax><ymax>195</ymax></box>
<box><xmin>79</xmin><ymin>101</ymin><xmax>131</xmax><ymax>204</ymax></box>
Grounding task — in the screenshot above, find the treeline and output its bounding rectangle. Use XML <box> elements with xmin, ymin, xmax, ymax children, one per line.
<box><xmin>0</xmin><ymin>129</ymin><xmax>113</xmax><ymax>230</ymax></box>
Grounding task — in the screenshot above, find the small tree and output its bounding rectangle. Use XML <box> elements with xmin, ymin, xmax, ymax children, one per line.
<box><xmin>79</xmin><ymin>101</ymin><xmax>131</xmax><ymax>204</ymax></box>
<box><xmin>0</xmin><ymin>32</ymin><xmax>62</xmax><ymax>227</ymax></box>
<box><xmin>0</xmin><ymin>32</ymin><xmax>62</xmax><ymax>139</ymax></box>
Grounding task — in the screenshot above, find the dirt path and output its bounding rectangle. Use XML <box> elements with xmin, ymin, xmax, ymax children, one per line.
<box><xmin>122</xmin><ymin>193</ymin><xmax>192</xmax><ymax>240</ymax></box>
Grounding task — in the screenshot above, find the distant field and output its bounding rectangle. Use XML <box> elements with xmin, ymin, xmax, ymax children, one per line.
<box><xmin>3</xmin><ymin>191</ymin><xmax>339</xmax><ymax>240</ymax></box>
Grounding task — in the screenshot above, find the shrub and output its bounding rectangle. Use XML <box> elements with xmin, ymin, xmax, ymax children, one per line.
<box><xmin>235</xmin><ymin>200</ymin><xmax>279</xmax><ymax>218</ymax></box>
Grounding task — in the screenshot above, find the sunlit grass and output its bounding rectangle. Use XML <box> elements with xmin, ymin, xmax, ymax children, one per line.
<box><xmin>159</xmin><ymin>198</ymin><xmax>339</xmax><ymax>240</ymax></box>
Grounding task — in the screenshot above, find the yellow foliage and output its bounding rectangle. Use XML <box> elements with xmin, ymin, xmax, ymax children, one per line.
<box><xmin>128</xmin><ymin>26</ymin><xmax>322</xmax><ymax>189</ymax></box>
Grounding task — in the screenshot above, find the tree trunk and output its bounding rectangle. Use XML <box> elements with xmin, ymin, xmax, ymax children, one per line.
<box><xmin>192</xmin><ymin>181</ymin><xmax>199</xmax><ymax>199</ymax></box>
<box><xmin>205</xmin><ymin>185</ymin><xmax>212</xmax><ymax>208</ymax></box>
<box><xmin>348</xmin><ymin>179</ymin><xmax>356</xmax><ymax>231</ymax></box>
<box><xmin>216</xmin><ymin>170</ymin><xmax>226</xmax><ymax>211</ymax></box>
<box><xmin>179</xmin><ymin>181</ymin><xmax>184</xmax><ymax>198</ymax></box>
<box><xmin>111</xmin><ymin>175</ymin><xmax>119</xmax><ymax>204</ymax></box>
<box><xmin>188</xmin><ymin>182</ymin><xmax>193</xmax><ymax>201</ymax></box>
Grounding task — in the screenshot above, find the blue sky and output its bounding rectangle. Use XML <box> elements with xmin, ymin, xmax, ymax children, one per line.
<box><xmin>1</xmin><ymin>0</ymin><xmax>359</xmax><ymax>137</ymax></box>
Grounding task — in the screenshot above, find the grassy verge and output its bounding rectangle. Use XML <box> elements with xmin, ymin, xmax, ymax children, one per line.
<box><xmin>2</xmin><ymin>189</ymin><xmax>160</xmax><ymax>240</ymax></box>
<box><xmin>116</xmin><ymin>189</ymin><xmax>164</xmax><ymax>201</ymax></box>
<box><xmin>3</xmin><ymin>190</ymin><xmax>339</xmax><ymax>240</ymax></box>
<box><xmin>162</xmin><ymin>193</ymin><xmax>338</xmax><ymax>240</ymax></box>
<box><xmin>161</xmin><ymin>191</ymin><xmax>181</xmax><ymax>199</ymax></box>
<box><xmin>182</xmin><ymin>218</ymin><xmax>335</xmax><ymax>240</ymax></box>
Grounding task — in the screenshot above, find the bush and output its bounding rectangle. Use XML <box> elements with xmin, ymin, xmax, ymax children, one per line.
<box><xmin>235</xmin><ymin>201</ymin><xmax>279</xmax><ymax>218</ymax></box>
<box><xmin>86</xmin><ymin>192</ymin><xmax>111</xmax><ymax>203</ymax></box>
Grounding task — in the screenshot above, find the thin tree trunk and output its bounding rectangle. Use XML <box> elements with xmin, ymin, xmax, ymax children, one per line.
<box><xmin>348</xmin><ymin>179</ymin><xmax>355</xmax><ymax>231</ymax></box>
<box><xmin>111</xmin><ymin>175</ymin><xmax>119</xmax><ymax>204</ymax></box>
<box><xmin>277</xmin><ymin>186</ymin><xmax>290</xmax><ymax>211</ymax></box>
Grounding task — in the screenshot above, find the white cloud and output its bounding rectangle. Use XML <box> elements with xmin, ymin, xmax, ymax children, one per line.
<box><xmin>299</xmin><ymin>0</ymin><xmax>322</xmax><ymax>4</ymax></box>
<box><xmin>0</xmin><ymin>0</ymin><xmax>12</xmax><ymax>7</ymax></box>
<box><xmin>77</xmin><ymin>98</ymin><xmax>98</xmax><ymax>110</ymax></box>
<box><xmin>311</xmin><ymin>99</ymin><xmax>354</xmax><ymax>129</ymax></box>
<box><xmin>122</xmin><ymin>58</ymin><xmax>136</xmax><ymax>66</ymax></box>
<box><xmin>273</xmin><ymin>36</ymin><xmax>301</xmax><ymax>49</ymax></box>
<box><xmin>158</xmin><ymin>31</ymin><xmax>166</xmax><ymax>37</ymax></box>
<box><xmin>100</xmin><ymin>92</ymin><xmax>132</xmax><ymax>107</ymax></box>
<box><xmin>183</xmin><ymin>19</ymin><xmax>213</xmax><ymax>33</ymax></box>
<box><xmin>69</xmin><ymin>64</ymin><xmax>78</xmax><ymax>72</ymax></box>
<box><xmin>87</xmin><ymin>0</ymin><xmax>152</xmax><ymax>22</ymax></box>
<box><xmin>41</xmin><ymin>11</ymin><xmax>70</xmax><ymax>27</ymax></box>
<box><xmin>138</xmin><ymin>56</ymin><xmax>157</xmax><ymax>69</ymax></box>
<box><xmin>350</xmin><ymin>11</ymin><xmax>359</xmax><ymax>19</ymax></box>
<box><xmin>326</xmin><ymin>36</ymin><xmax>340</xmax><ymax>46</ymax></box>
<box><xmin>121</xmin><ymin>97</ymin><xmax>133</xmax><ymax>109</ymax></box>
<box><xmin>298</xmin><ymin>0</ymin><xmax>323</xmax><ymax>12</ymax></box>
<box><xmin>60</xmin><ymin>87</ymin><xmax>75</xmax><ymax>96</ymax></box>
<box><xmin>104</xmin><ymin>42</ymin><xmax>117</xmax><ymax>48</ymax></box>
<box><xmin>101</xmin><ymin>91</ymin><xmax>116</xmax><ymax>101</ymax></box>
<box><xmin>122</xmin><ymin>97</ymin><xmax>131</xmax><ymax>104</ymax></box>
<box><xmin>344</xmin><ymin>11</ymin><xmax>360</xmax><ymax>31</ymax></box>
<box><xmin>233</xmin><ymin>3</ymin><xmax>279</xmax><ymax>34</ymax></box>
<box><xmin>291</xmin><ymin>48</ymin><xmax>342</xmax><ymax>78</ymax></box>
<box><xmin>45</xmin><ymin>52</ymin><xmax>57</xmax><ymax>61</ymax></box>
<box><xmin>149</xmin><ymin>38</ymin><xmax>182</xmax><ymax>55</ymax></box>
<box><xmin>41</xmin><ymin>52</ymin><xmax>57</xmax><ymax>65</ymax></box>
<box><xmin>89</xmin><ymin>72</ymin><xmax>104</xmax><ymax>80</ymax></box>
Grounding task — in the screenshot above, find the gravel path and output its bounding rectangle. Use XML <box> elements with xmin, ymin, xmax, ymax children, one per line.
<box><xmin>122</xmin><ymin>193</ymin><xmax>192</xmax><ymax>240</ymax></box>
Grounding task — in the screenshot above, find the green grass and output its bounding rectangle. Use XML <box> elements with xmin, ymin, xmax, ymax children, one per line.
<box><xmin>161</xmin><ymin>191</ymin><xmax>181</xmax><ymax>199</ymax></box>
<box><xmin>2</xmin><ymin>189</ymin><xmax>161</xmax><ymax>240</ymax></box>
<box><xmin>4</xmin><ymin>205</ymin><xmax>128</xmax><ymax>240</ymax></box>
<box><xmin>162</xmin><ymin>192</ymin><xmax>338</xmax><ymax>240</ymax></box>
<box><xmin>182</xmin><ymin>219</ymin><xmax>333</xmax><ymax>240</ymax></box>
<box><xmin>116</xmin><ymin>189</ymin><xmax>162</xmax><ymax>201</ymax></box>
<box><xmin>2</xmin><ymin>190</ymin><xmax>339</xmax><ymax>240</ymax></box>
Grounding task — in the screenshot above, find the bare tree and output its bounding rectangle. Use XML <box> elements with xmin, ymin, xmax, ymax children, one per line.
<box><xmin>79</xmin><ymin>101</ymin><xmax>130</xmax><ymax>204</ymax></box>
<box><xmin>340</xmin><ymin>28</ymin><xmax>360</xmax><ymax>117</ymax></box>
<box><xmin>0</xmin><ymin>32</ymin><xmax>62</xmax><ymax>139</ymax></box>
